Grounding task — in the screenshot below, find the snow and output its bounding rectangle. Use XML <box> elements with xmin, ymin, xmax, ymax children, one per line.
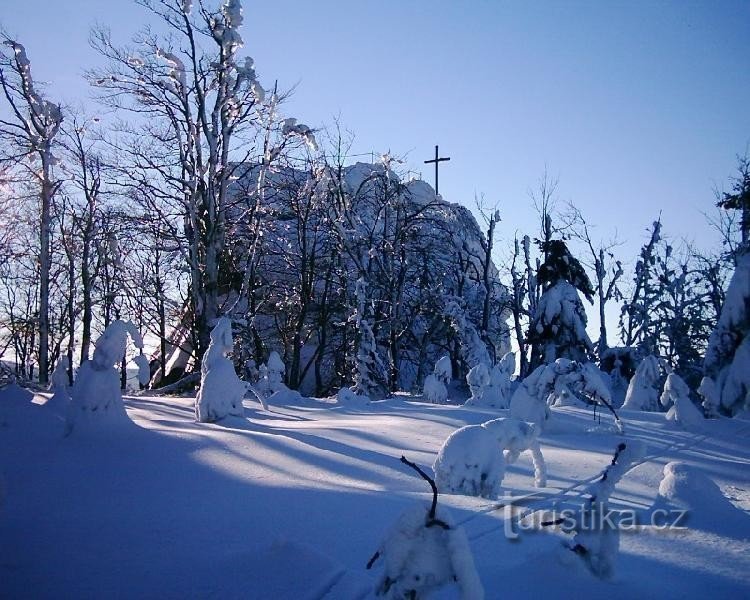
<box><xmin>195</xmin><ymin>318</ymin><xmax>247</xmax><ymax>422</ymax></box>
<box><xmin>1</xmin><ymin>384</ymin><xmax>750</xmax><ymax>598</ymax></box>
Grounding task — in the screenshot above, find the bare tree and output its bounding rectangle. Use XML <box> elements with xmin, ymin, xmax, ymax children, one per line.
<box><xmin>0</xmin><ymin>35</ymin><xmax>63</xmax><ymax>383</ymax></box>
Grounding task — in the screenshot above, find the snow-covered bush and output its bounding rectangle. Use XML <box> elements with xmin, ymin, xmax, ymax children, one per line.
<box><xmin>661</xmin><ymin>373</ymin><xmax>704</xmax><ymax>430</ymax></box>
<box><xmin>423</xmin><ymin>374</ymin><xmax>447</xmax><ymax>404</ymax></box>
<box><xmin>49</xmin><ymin>358</ymin><xmax>70</xmax><ymax>392</ymax></box>
<box><xmin>370</xmin><ymin>503</ymin><xmax>483</xmax><ymax>599</ymax></box>
<box><xmin>423</xmin><ymin>355</ymin><xmax>451</xmax><ymax>404</ymax></box>
<box><xmin>65</xmin><ymin>320</ymin><xmax>142</xmax><ymax>435</ymax></box>
<box><xmin>465</xmin><ymin>363</ymin><xmax>489</xmax><ymax>405</ymax></box>
<box><xmin>266</xmin><ymin>351</ymin><xmax>286</xmax><ymax>393</ymax></box>
<box><xmin>510</xmin><ymin>359</ymin><xmax>621</xmax><ymax>432</ymax></box>
<box><xmin>368</xmin><ymin>457</ymin><xmax>484</xmax><ymax>599</ymax></box>
<box><xmin>434</xmin><ymin>355</ymin><xmax>452</xmax><ymax>385</ymax></box>
<box><xmin>336</xmin><ymin>386</ymin><xmax>369</xmax><ymax>404</ymax></box>
<box><xmin>465</xmin><ymin>352</ymin><xmax>515</xmax><ymax>409</ymax></box>
<box><xmin>697</xmin><ymin>376</ymin><xmax>719</xmax><ymax>418</ymax></box>
<box><xmin>482</xmin><ymin>417</ymin><xmax>546</xmax><ymax>487</ymax></box>
<box><xmin>434</xmin><ymin>417</ymin><xmax>547</xmax><ymax>496</ymax></box>
<box><xmin>133</xmin><ymin>354</ymin><xmax>151</xmax><ymax>389</ymax></box>
<box><xmin>509</xmin><ymin>364</ymin><xmax>554</xmax><ymax>427</ymax></box>
<box><xmin>433</xmin><ymin>424</ymin><xmax>504</xmax><ymax>498</ymax></box>
<box><xmin>704</xmin><ymin>251</ymin><xmax>750</xmax><ymax>415</ymax></box>
<box><xmin>558</xmin><ymin>441</ymin><xmax>644</xmax><ymax>579</ymax></box>
<box><xmin>622</xmin><ymin>355</ymin><xmax>668</xmax><ymax>411</ymax></box>
<box><xmin>195</xmin><ymin>318</ymin><xmax>247</xmax><ymax>423</ymax></box>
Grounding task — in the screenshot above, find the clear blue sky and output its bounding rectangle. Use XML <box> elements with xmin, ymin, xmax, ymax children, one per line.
<box><xmin>3</xmin><ymin>0</ymin><xmax>749</xmax><ymax>338</ymax></box>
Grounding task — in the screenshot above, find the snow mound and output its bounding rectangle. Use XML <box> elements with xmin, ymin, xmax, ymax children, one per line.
<box><xmin>336</xmin><ymin>387</ymin><xmax>370</xmax><ymax>404</ymax></box>
<box><xmin>654</xmin><ymin>461</ymin><xmax>750</xmax><ymax>536</ymax></box>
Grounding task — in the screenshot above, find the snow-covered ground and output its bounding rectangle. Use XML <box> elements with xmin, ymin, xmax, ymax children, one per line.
<box><xmin>1</xmin><ymin>384</ymin><xmax>749</xmax><ymax>598</ymax></box>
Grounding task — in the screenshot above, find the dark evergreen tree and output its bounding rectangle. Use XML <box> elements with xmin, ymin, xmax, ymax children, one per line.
<box><xmin>527</xmin><ymin>239</ymin><xmax>594</xmax><ymax>369</ymax></box>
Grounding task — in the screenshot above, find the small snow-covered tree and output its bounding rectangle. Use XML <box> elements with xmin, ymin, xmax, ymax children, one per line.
<box><xmin>555</xmin><ymin>441</ymin><xmax>644</xmax><ymax>579</ymax></box>
<box><xmin>65</xmin><ymin>320</ymin><xmax>142</xmax><ymax>434</ymax></box>
<box><xmin>464</xmin><ymin>351</ymin><xmax>515</xmax><ymax>409</ymax></box>
<box><xmin>368</xmin><ymin>458</ymin><xmax>484</xmax><ymax>599</ymax></box>
<box><xmin>433</xmin><ymin>417</ymin><xmax>546</xmax><ymax>497</ymax></box>
<box><xmin>350</xmin><ymin>278</ymin><xmax>387</xmax><ymax>400</ymax></box>
<box><xmin>527</xmin><ymin>239</ymin><xmax>594</xmax><ymax>370</ymax></box>
<box><xmin>660</xmin><ymin>372</ymin><xmax>704</xmax><ymax>429</ymax></box>
<box><xmin>510</xmin><ymin>359</ymin><xmax>621</xmax><ymax>432</ymax></box>
<box><xmin>622</xmin><ymin>355</ymin><xmax>668</xmax><ymax>411</ymax></box>
<box><xmin>423</xmin><ymin>355</ymin><xmax>451</xmax><ymax>404</ymax></box>
<box><xmin>195</xmin><ymin>317</ymin><xmax>246</xmax><ymax>422</ymax></box>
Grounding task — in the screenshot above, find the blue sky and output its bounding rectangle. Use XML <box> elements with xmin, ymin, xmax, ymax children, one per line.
<box><xmin>3</xmin><ymin>0</ymin><xmax>749</xmax><ymax>339</ymax></box>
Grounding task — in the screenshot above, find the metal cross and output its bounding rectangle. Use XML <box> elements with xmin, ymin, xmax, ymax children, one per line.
<box><xmin>424</xmin><ymin>145</ymin><xmax>450</xmax><ymax>196</ymax></box>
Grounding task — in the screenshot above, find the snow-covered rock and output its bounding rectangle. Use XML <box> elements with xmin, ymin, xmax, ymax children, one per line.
<box><xmin>195</xmin><ymin>318</ymin><xmax>247</xmax><ymax>423</ymax></box>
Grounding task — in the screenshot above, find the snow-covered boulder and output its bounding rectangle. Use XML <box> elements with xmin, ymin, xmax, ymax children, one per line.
<box><xmin>433</xmin><ymin>424</ymin><xmax>505</xmax><ymax>498</ymax></box>
<box><xmin>65</xmin><ymin>320</ymin><xmax>142</xmax><ymax>435</ymax></box>
<box><xmin>622</xmin><ymin>355</ymin><xmax>667</xmax><ymax>411</ymax></box>
<box><xmin>370</xmin><ymin>502</ymin><xmax>484</xmax><ymax>599</ymax></box>
<box><xmin>195</xmin><ymin>318</ymin><xmax>247</xmax><ymax>423</ymax></box>
<box><xmin>661</xmin><ymin>373</ymin><xmax>704</xmax><ymax>430</ymax></box>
